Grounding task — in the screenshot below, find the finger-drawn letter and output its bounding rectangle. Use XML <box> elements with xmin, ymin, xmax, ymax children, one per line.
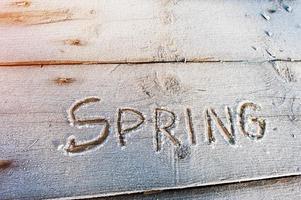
<box><xmin>204</xmin><ymin>106</ymin><xmax>235</xmax><ymax>145</ymax></box>
<box><xmin>237</xmin><ymin>102</ymin><xmax>266</xmax><ymax>140</ymax></box>
<box><xmin>65</xmin><ymin>97</ymin><xmax>109</xmax><ymax>153</ymax></box>
<box><xmin>117</xmin><ymin>108</ymin><xmax>145</xmax><ymax>146</ymax></box>
<box><xmin>155</xmin><ymin>108</ymin><xmax>181</xmax><ymax>151</ymax></box>
<box><xmin>185</xmin><ymin>108</ymin><xmax>196</xmax><ymax>145</ymax></box>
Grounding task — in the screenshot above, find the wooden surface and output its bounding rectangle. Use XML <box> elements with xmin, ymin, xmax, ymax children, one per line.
<box><xmin>102</xmin><ymin>176</ymin><xmax>301</xmax><ymax>200</ymax></box>
<box><xmin>0</xmin><ymin>0</ymin><xmax>301</xmax><ymax>199</ymax></box>
<box><xmin>0</xmin><ymin>62</ymin><xmax>301</xmax><ymax>199</ymax></box>
<box><xmin>0</xmin><ymin>0</ymin><xmax>300</xmax><ymax>64</ymax></box>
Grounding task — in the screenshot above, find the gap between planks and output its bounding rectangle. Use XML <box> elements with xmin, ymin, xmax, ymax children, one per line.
<box><xmin>95</xmin><ymin>174</ymin><xmax>301</xmax><ymax>200</ymax></box>
<box><xmin>0</xmin><ymin>58</ymin><xmax>301</xmax><ymax>67</ymax></box>
<box><xmin>52</xmin><ymin>173</ymin><xmax>301</xmax><ymax>200</ymax></box>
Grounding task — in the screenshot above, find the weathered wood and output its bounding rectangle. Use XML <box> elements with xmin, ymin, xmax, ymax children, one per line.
<box><xmin>0</xmin><ymin>61</ymin><xmax>301</xmax><ymax>199</ymax></box>
<box><xmin>0</xmin><ymin>0</ymin><xmax>300</xmax><ymax>64</ymax></box>
<box><xmin>102</xmin><ymin>176</ymin><xmax>301</xmax><ymax>200</ymax></box>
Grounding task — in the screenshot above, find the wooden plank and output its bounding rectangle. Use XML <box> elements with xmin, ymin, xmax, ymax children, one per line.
<box><xmin>0</xmin><ymin>61</ymin><xmax>301</xmax><ymax>199</ymax></box>
<box><xmin>102</xmin><ymin>176</ymin><xmax>301</xmax><ymax>200</ymax></box>
<box><xmin>0</xmin><ymin>0</ymin><xmax>300</xmax><ymax>64</ymax></box>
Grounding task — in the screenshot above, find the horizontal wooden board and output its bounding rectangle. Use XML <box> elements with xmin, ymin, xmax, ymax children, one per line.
<box><xmin>0</xmin><ymin>0</ymin><xmax>300</xmax><ymax>64</ymax></box>
<box><xmin>0</xmin><ymin>61</ymin><xmax>301</xmax><ymax>199</ymax></box>
<box><xmin>103</xmin><ymin>176</ymin><xmax>301</xmax><ymax>200</ymax></box>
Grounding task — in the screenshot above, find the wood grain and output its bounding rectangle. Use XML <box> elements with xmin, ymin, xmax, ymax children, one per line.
<box><xmin>0</xmin><ymin>0</ymin><xmax>300</xmax><ymax>64</ymax></box>
<box><xmin>0</xmin><ymin>61</ymin><xmax>301</xmax><ymax>199</ymax></box>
